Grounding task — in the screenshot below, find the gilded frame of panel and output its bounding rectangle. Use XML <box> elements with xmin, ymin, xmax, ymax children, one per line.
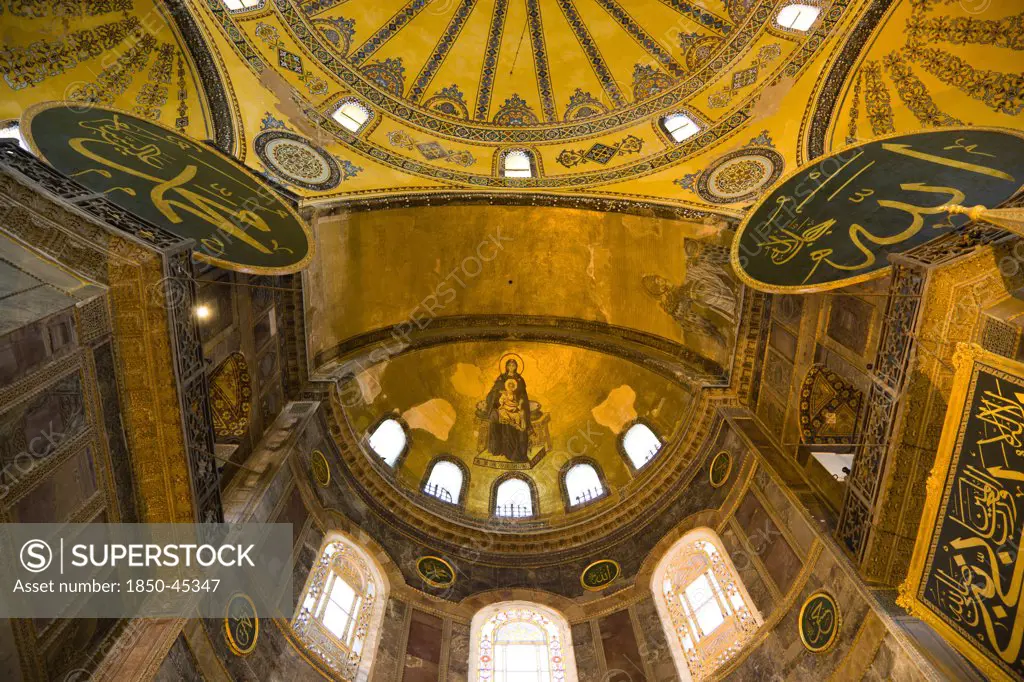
<box><xmin>898</xmin><ymin>343</ymin><xmax>1024</xmax><ymax>682</ymax></box>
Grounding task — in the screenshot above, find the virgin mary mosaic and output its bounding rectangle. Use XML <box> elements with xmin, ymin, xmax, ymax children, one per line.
<box><xmin>474</xmin><ymin>354</ymin><xmax>551</xmax><ymax>470</ymax></box>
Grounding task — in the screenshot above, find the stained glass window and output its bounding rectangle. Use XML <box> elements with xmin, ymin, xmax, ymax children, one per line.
<box><xmin>472</xmin><ymin>603</ymin><xmax>577</xmax><ymax>682</ymax></box>
<box><xmin>652</xmin><ymin>530</ymin><xmax>762</xmax><ymax>681</ymax></box>
<box><xmin>292</xmin><ymin>538</ymin><xmax>385</xmax><ymax>680</ymax></box>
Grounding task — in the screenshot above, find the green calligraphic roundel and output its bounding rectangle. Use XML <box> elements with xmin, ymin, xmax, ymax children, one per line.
<box><xmin>311</xmin><ymin>450</ymin><xmax>331</xmax><ymax>487</ymax></box>
<box><xmin>731</xmin><ymin>127</ymin><xmax>1024</xmax><ymax>293</ymax></box>
<box><xmin>22</xmin><ymin>102</ymin><xmax>314</xmax><ymax>274</ymax></box>
<box><xmin>224</xmin><ymin>593</ymin><xmax>259</xmax><ymax>656</ymax></box>
<box><xmin>709</xmin><ymin>450</ymin><xmax>732</xmax><ymax>488</ymax></box>
<box><xmin>798</xmin><ymin>591</ymin><xmax>840</xmax><ymax>653</ymax></box>
<box><xmin>416</xmin><ymin>556</ymin><xmax>456</xmax><ymax>588</ymax></box>
<box><xmin>580</xmin><ymin>559</ymin><xmax>620</xmax><ymax>591</ymax></box>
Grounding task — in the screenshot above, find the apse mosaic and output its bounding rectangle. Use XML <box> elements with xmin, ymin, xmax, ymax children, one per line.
<box><xmin>338</xmin><ymin>342</ymin><xmax>694</xmax><ymax>517</ymax></box>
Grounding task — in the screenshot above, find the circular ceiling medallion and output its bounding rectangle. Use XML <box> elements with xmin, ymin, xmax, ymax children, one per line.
<box><xmin>709</xmin><ymin>451</ymin><xmax>732</xmax><ymax>488</ymax></box>
<box><xmin>311</xmin><ymin>450</ymin><xmax>331</xmax><ymax>487</ymax></box>
<box><xmin>224</xmin><ymin>593</ymin><xmax>259</xmax><ymax>656</ymax></box>
<box><xmin>798</xmin><ymin>591</ymin><xmax>841</xmax><ymax>653</ymax></box>
<box><xmin>254</xmin><ymin>130</ymin><xmax>341</xmax><ymax>191</ymax></box>
<box><xmin>416</xmin><ymin>556</ymin><xmax>456</xmax><ymax>589</ymax></box>
<box><xmin>696</xmin><ymin>147</ymin><xmax>784</xmax><ymax>204</ymax></box>
<box><xmin>580</xmin><ymin>559</ymin><xmax>620</xmax><ymax>591</ymax></box>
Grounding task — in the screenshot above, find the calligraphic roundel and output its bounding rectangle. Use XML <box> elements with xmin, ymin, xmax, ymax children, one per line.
<box><xmin>21</xmin><ymin>102</ymin><xmax>314</xmax><ymax>274</ymax></box>
<box><xmin>731</xmin><ymin>127</ymin><xmax>1024</xmax><ymax>293</ymax></box>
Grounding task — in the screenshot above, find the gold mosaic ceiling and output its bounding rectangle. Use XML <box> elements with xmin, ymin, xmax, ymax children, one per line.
<box><xmin>3</xmin><ymin>0</ymin><xmax>1020</xmax><ymax>213</ymax></box>
<box><xmin>203</xmin><ymin>0</ymin><xmax>849</xmax><ymax>210</ymax></box>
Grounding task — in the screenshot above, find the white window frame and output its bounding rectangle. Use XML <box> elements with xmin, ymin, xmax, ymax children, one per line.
<box><xmin>331</xmin><ymin>99</ymin><xmax>373</xmax><ymax>134</ymax></box>
<box><xmin>776</xmin><ymin>3</ymin><xmax>821</xmax><ymax>32</ymax></box>
<box><xmin>661</xmin><ymin>113</ymin><xmax>701</xmax><ymax>143</ymax></box>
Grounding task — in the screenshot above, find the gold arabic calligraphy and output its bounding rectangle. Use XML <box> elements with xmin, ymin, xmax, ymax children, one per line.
<box><xmin>68</xmin><ymin>114</ymin><xmax>293</xmax><ymax>258</ymax></box>
<box><xmin>755</xmin><ymin>139</ymin><xmax>1015</xmax><ymax>284</ymax></box>
<box><xmin>933</xmin><ymin>376</ymin><xmax>1024</xmax><ymax>666</ymax></box>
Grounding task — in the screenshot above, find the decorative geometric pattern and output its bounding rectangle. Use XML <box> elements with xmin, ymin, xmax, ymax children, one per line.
<box><xmin>493</xmin><ymin>94</ymin><xmax>539</xmax><ymax>126</ymax></box>
<box><xmin>210</xmin><ymin>352</ymin><xmax>252</xmax><ymax>440</ymax></box>
<box><xmin>278</xmin><ymin>48</ymin><xmax>303</xmax><ymax>74</ymax></box>
<box><xmin>798</xmin><ymin>364</ymin><xmax>863</xmax><ymax>444</ymax></box>
<box><xmin>360</xmin><ymin>56</ymin><xmax>405</xmax><ymax>96</ymax></box>
<box><xmin>408</xmin><ymin>0</ymin><xmax>479</xmax><ymax>104</ymax></box>
<box><xmin>562</xmin><ymin>88</ymin><xmax>607</xmax><ymax>121</ymax></box>
<box><xmin>658</xmin><ymin>0</ymin><xmax>733</xmax><ymax>34</ymax></box>
<box><xmin>348</xmin><ymin>0</ymin><xmax>431</xmax><ymax>66</ymax></box>
<box><xmin>474</xmin><ymin>0</ymin><xmax>511</xmax><ymax>120</ymax></box>
<box><xmin>312</xmin><ymin>16</ymin><xmax>356</xmax><ymax>55</ymax></box>
<box><xmin>594</xmin><ymin>0</ymin><xmax>686</xmax><ymax>78</ymax></box>
<box><xmin>386</xmin><ymin>130</ymin><xmax>476</xmax><ymax>167</ymax></box>
<box><xmin>526</xmin><ymin>0</ymin><xmax>557</xmax><ymax>122</ymax></box>
<box><xmin>556</xmin><ymin>0</ymin><xmax>627</xmax><ymax>107</ymax></box>
<box><xmin>707</xmin><ymin>43</ymin><xmax>781</xmax><ymax>108</ymax></box>
<box><xmin>686</xmin><ymin>146</ymin><xmax>783</xmax><ymax>204</ymax></box>
<box><xmin>423</xmin><ymin>84</ymin><xmax>469</xmax><ymax>119</ymax></box>
<box><xmin>556</xmin><ymin>134</ymin><xmax>644</xmax><ymax>168</ymax></box>
<box><xmin>632</xmin><ymin>63</ymin><xmax>674</xmax><ymax>100</ymax></box>
<box><xmin>255</xmin><ymin>129</ymin><xmax>359</xmax><ymax>191</ymax></box>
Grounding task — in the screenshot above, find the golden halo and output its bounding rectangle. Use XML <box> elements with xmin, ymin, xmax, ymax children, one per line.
<box><xmin>498</xmin><ymin>353</ymin><xmax>525</xmax><ymax>374</ymax></box>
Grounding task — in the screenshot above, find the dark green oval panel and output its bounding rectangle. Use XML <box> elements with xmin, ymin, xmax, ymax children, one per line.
<box><xmin>22</xmin><ymin>103</ymin><xmax>313</xmax><ymax>274</ymax></box>
<box><xmin>732</xmin><ymin>128</ymin><xmax>1024</xmax><ymax>292</ymax></box>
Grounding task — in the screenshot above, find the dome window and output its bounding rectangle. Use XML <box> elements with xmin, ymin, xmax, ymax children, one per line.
<box><xmin>367</xmin><ymin>418</ymin><xmax>406</xmax><ymax>467</ymax></box>
<box><xmin>222</xmin><ymin>0</ymin><xmax>263</xmax><ymax>11</ymax></box>
<box><xmin>661</xmin><ymin>113</ymin><xmax>701</xmax><ymax>143</ymax></box>
<box><xmin>494</xmin><ymin>477</ymin><xmax>534</xmax><ymax>518</ymax></box>
<box><xmin>501</xmin><ymin>149</ymin><xmax>535</xmax><ymax>178</ymax></box>
<box><xmin>0</xmin><ymin>121</ymin><xmax>29</xmax><ymax>152</ymax></box>
<box><xmin>423</xmin><ymin>459</ymin><xmax>464</xmax><ymax>505</ymax></box>
<box><xmin>622</xmin><ymin>422</ymin><xmax>662</xmax><ymax>469</ymax></box>
<box><xmin>565</xmin><ymin>463</ymin><xmax>604</xmax><ymax>507</ymax></box>
<box><xmin>777</xmin><ymin>4</ymin><xmax>821</xmax><ymax>31</ymax></box>
<box><xmin>331</xmin><ymin>99</ymin><xmax>372</xmax><ymax>134</ymax></box>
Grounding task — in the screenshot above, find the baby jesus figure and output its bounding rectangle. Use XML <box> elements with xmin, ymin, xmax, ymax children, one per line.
<box><xmin>497</xmin><ymin>378</ymin><xmax>527</xmax><ymax>431</ymax></box>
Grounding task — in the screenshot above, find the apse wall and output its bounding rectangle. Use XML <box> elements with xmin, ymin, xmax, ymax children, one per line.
<box><xmin>305</xmin><ymin>204</ymin><xmax>739</xmax><ymax>375</ymax></box>
<box><xmin>160</xmin><ymin>398</ymin><xmax>962</xmax><ymax>682</ymax></box>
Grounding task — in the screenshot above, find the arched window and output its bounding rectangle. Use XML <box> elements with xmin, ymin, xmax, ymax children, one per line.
<box><xmin>660</xmin><ymin>113</ymin><xmax>701</xmax><ymax>142</ymax></box>
<box><xmin>564</xmin><ymin>463</ymin><xmax>604</xmax><ymax>507</ymax></box>
<box><xmin>367</xmin><ymin>418</ymin><xmax>406</xmax><ymax>466</ymax></box>
<box><xmin>501</xmin><ymin>149</ymin><xmax>535</xmax><ymax>178</ymax></box>
<box><xmin>292</xmin><ymin>534</ymin><xmax>388</xmax><ymax>681</ymax></box>
<box><xmin>331</xmin><ymin>99</ymin><xmax>373</xmax><ymax>133</ymax></box>
<box><xmin>222</xmin><ymin>0</ymin><xmax>263</xmax><ymax>11</ymax></box>
<box><xmin>621</xmin><ymin>422</ymin><xmax>662</xmax><ymax>469</ymax></box>
<box><xmin>651</xmin><ymin>528</ymin><xmax>762</xmax><ymax>681</ymax></box>
<box><xmin>424</xmin><ymin>459</ymin><xmax>465</xmax><ymax>505</ymax></box>
<box><xmin>469</xmin><ymin>601</ymin><xmax>579</xmax><ymax>682</ymax></box>
<box><xmin>776</xmin><ymin>3</ymin><xmax>820</xmax><ymax>31</ymax></box>
<box><xmin>494</xmin><ymin>477</ymin><xmax>534</xmax><ymax>518</ymax></box>
<box><xmin>0</xmin><ymin>121</ymin><xmax>29</xmax><ymax>152</ymax></box>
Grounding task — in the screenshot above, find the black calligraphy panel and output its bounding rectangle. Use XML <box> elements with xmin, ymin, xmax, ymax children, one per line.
<box><xmin>22</xmin><ymin>103</ymin><xmax>313</xmax><ymax>274</ymax></box>
<box><xmin>732</xmin><ymin>128</ymin><xmax>1024</xmax><ymax>292</ymax></box>
<box><xmin>922</xmin><ymin>363</ymin><xmax>1024</xmax><ymax>679</ymax></box>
